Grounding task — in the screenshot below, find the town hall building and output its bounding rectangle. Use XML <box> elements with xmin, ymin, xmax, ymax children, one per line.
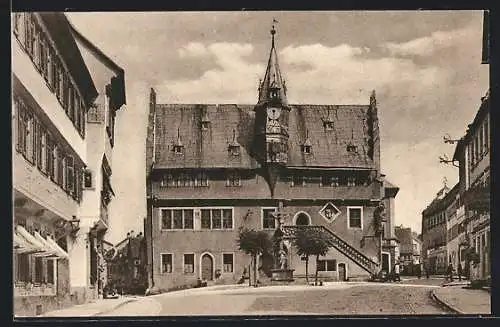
<box><xmin>145</xmin><ymin>24</ymin><xmax>399</xmax><ymax>291</ymax></box>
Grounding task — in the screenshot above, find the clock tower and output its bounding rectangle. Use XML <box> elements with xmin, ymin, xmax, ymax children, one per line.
<box><xmin>253</xmin><ymin>21</ymin><xmax>290</xmax><ymax>195</ymax></box>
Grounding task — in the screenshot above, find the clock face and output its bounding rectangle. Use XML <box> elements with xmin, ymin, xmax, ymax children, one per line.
<box><xmin>267</xmin><ymin>107</ymin><xmax>281</xmax><ymax>120</ymax></box>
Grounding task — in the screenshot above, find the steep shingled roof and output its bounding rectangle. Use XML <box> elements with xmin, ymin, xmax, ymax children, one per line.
<box><xmin>153</xmin><ymin>103</ymin><xmax>375</xmax><ymax>169</ymax></box>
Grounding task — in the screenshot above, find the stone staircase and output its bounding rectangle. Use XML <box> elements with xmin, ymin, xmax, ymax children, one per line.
<box><xmin>282</xmin><ymin>225</ymin><xmax>379</xmax><ymax>275</ymax></box>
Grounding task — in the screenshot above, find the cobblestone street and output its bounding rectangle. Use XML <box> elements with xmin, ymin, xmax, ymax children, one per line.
<box><xmin>99</xmin><ymin>281</ymin><xmax>451</xmax><ymax>316</ymax></box>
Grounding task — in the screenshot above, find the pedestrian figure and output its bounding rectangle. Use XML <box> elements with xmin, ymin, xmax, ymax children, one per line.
<box><xmin>425</xmin><ymin>267</ymin><xmax>429</xmax><ymax>279</ymax></box>
<box><xmin>446</xmin><ymin>262</ymin><xmax>454</xmax><ymax>282</ymax></box>
<box><xmin>394</xmin><ymin>262</ymin><xmax>401</xmax><ymax>282</ymax></box>
<box><xmin>417</xmin><ymin>264</ymin><xmax>422</xmax><ymax>279</ymax></box>
<box><xmin>457</xmin><ymin>263</ymin><xmax>463</xmax><ymax>282</ymax></box>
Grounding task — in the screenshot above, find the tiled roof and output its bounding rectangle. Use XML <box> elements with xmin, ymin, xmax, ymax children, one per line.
<box><xmin>153</xmin><ymin>104</ymin><xmax>375</xmax><ymax>169</ymax></box>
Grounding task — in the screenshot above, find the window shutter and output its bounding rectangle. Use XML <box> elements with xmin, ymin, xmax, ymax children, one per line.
<box><xmin>66</xmin><ymin>156</ymin><xmax>74</xmax><ymax>195</ymax></box>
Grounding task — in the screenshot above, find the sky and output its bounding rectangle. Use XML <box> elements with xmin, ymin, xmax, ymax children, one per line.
<box><xmin>66</xmin><ymin>11</ymin><xmax>488</xmax><ymax>243</ymax></box>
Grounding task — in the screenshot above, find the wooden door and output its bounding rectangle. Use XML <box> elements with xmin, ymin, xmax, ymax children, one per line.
<box><xmin>338</xmin><ymin>263</ymin><xmax>346</xmax><ymax>281</ymax></box>
<box><xmin>201</xmin><ymin>254</ymin><xmax>213</xmax><ymax>281</ymax></box>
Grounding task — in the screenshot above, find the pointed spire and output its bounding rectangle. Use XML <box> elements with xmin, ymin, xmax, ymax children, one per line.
<box><xmin>258</xmin><ymin>19</ymin><xmax>287</xmax><ymax>105</ymax></box>
<box><xmin>229</xmin><ymin>128</ymin><xmax>239</xmax><ymax>147</ymax></box>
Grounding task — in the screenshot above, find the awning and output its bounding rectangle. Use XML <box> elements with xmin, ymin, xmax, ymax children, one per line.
<box><xmin>34</xmin><ymin>231</ymin><xmax>60</xmax><ymax>258</ymax></box>
<box><xmin>16</xmin><ymin>225</ymin><xmax>54</xmax><ymax>257</ymax></box>
<box><xmin>45</xmin><ymin>235</ymin><xmax>69</xmax><ymax>259</ymax></box>
<box><xmin>13</xmin><ymin>230</ymin><xmax>43</xmax><ymax>254</ymax></box>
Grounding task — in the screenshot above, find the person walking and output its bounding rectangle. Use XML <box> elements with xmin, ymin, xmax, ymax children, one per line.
<box><xmin>457</xmin><ymin>262</ymin><xmax>463</xmax><ymax>282</ymax></box>
<box><xmin>394</xmin><ymin>261</ymin><xmax>401</xmax><ymax>282</ymax></box>
<box><xmin>417</xmin><ymin>263</ymin><xmax>422</xmax><ymax>279</ymax></box>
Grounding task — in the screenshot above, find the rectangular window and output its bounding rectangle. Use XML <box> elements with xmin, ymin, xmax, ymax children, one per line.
<box><xmin>184</xmin><ymin>209</ymin><xmax>194</xmax><ymax>229</ymax></box>
<box><xmin>223</xmin><ymin>253</ymin><xmax>234</xmax><ymax>273</ymax></box>
<box><xmin>331</xmin><ymin>177</ymin><xmax>340</xmax><ymax>187</ymax></box>
<box><xmin>161</xmin><ymin>209</ymin><xmax>194</xmax><ymax>230</ymax></box>
<box><xmin>161</xmin><ymin>253</ymin><xmax>172</xmax><ymax>273</ymax></box>
<box><xmin>46</xmin><ymin>259</ymin><xmax>54</xmax><ymax>284</ymax></box>
<box><xmin>479</xmin><ymin>125</ymin><xmax>484</xmax><ymax>156</ymax></box>
<box><xmin>16</xmin><ymin>99</ymin><xmax>27</xmax><ymax>155</ymax></box>
<box><xmin>39</xmin><ymin>34</ymin><xmax>49</xmax><ymax>80</ymax></box>
<box><xmin>24</xmin><ymin>14</ymin><xmax>35</xmax><ymax>57</ymax></box>
<box><xmin>16</xmin><ymin>253</ymin><xmax>30</xmax><ymax>283</ymax></box>
<box><xmin>347</xmin><ymin>177</ymin><xmax>356</xmax><ymax>187</ymax></box>
<box><xmin>262</xmin><ymin>208</ymin><xmax>277</xmax><ymax>229</ymax></box>
<box><xmin>57</xmin><ymin>150</ymin><xmax>65</xmax><ymax>188</ymax></box>
<box><xmin>222</xmin><ymin>209</ymin><xmax>233</xmax><ymax>229</ymax></box>
<box><xmin>317</xmin><ymin>259</ymin><xmax>337</xmax><ymax>272</ymax></box>
<box><xmin>66</xmin><ymin>155</ymin><xmax>75</xmax><ymax>195</ymax></box>
<box><xmin>212</xmin><ymin>209</ymin><xmax>222</xmax><ymax>229</ymax></box>
<box><xmin>172</xmin><ymin>209</ymin><xmax>183</xmax><ymax>229</ymax></box>
<box><xmin>68</xmin><ymin>85</ymin><xmax>75</xmax><ymax>123</ymax></box>
<box><xmin>183</xmin><ymin>254</ymin><xmax>194</xmax><ymax>274</ymax></box>
<box><xmin>34</xmin><ymin>256</ymin><xmax>43</xmax><ymax>284</ymax></box>
<box><xmin>348</xmin><ymin>207</ymin><xmax>362</xmax><ymax>229</ymax></box>
<box><xmin>200</xmin><ymin>208</ymin><xmax>233</xmax><ymax>230</ymax></box>
<box><xmin>474</xmin><ymin>136</ymin><xmax>479</xmax><ymax>163</ymax></box>
<box><xmin>25</xmin><ymin>110</ymin><xmax>35</xmax><ymax>164</ymax></box>
<box><xmin>37</xmin><ymin>126</ymin><xmax>46</xmax><ymax>173</ymax></box>
<box><xmin>161</xmin><ymin>209</ymin><xmax>172</xmax><ymax>229</ymax></box>
<box><xmin>201</xmin><ymin>209</ymin><xmax>211</xmax><ymax>229</ymax></box>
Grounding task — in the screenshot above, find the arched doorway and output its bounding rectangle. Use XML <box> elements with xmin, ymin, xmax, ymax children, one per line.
<box><xmin>200</xmin><ymin>253</ymin><xmax>214</xmax><ymax>281</ymax></box>
<box><xmin>294</xmin><ymin>212</ymin><xmax>311</xmax><ymax>226</ymax></box>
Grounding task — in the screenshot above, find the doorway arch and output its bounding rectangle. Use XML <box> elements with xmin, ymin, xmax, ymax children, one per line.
<box><xmin>200</xmin><ymin>252</ymin><xmax>214</xmax><ymax>281</ymax></box>
<box><xmin>294</xmin><ymin>211</ymin><xmax>311</xmax><ymax>226</ymax></box>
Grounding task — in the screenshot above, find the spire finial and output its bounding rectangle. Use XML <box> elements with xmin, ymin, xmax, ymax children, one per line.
<box><xmin>232</xmin><ymin>128</ymin><xmax>236</xmax><ymax>142</ymax></box>
<box><xmin>271</xmin><ymin>18</ymin><xmax>278</xmax><ymax>47</ymax></box>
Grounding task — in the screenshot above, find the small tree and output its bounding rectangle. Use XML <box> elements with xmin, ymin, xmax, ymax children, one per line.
<box><xmin>293</xmin><ymin>228</ymin><xmax>330</xmax><ymax>285</ymax></box>
<box><xmin>237</xmin><ymin>228</ymin><xmax>272</xmax><ymax>287</ymax></box>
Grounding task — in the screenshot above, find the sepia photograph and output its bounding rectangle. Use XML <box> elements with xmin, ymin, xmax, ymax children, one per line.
<box><xmin>11</xmin><ymin>10</ymin><xmax>490</xmax><ymax>318</ymax></box>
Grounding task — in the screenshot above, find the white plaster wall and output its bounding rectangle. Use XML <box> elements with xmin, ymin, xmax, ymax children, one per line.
<box><xmin>11</xmin><ymin>36</ymin><xmax>86</xmax><ymax>162</ymax></box>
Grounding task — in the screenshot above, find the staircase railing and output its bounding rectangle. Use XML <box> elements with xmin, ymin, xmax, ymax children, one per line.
<box><xmin>282</xmin><ymin>225</ymin><xmax>379</xmax><ymax>275</ymax></box>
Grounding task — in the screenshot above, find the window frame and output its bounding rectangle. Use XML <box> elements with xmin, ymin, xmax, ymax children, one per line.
<box><xmin>317</xmin><ymin>259</ymin><xmax>337</xmax><ymax>272</ymax></box>
<box><xmin>183</xmin><ymin>253</ymin><xmax>195</xmax><ymax>274</ymax></box>
<box><xmin>347</xmin><ymin>206</ymin><xmax>363</xmax><ymax>229</ymax></box>
<box><xmin>199</xmin><ymin>207</ymin><xmax>234</xmax><ymax>230</ymax></box>
<box><xmin>262</xmin><ymin>207</ymin><xmax>278</xmax><ymax>230</ymax></box>
<box><xmin>159</xmin><ymin>208</ymin><xmax>196</xmax><ymax>231</ymax></box>
<box><xmin>160</xmin><ymin>253</ymin><xmax>173</xmax><ymax>274</ymax></box>
<box><xmin>222</xmin><ymin>252</ymin><xmax>234</xmax><ymax>273</ymax></box>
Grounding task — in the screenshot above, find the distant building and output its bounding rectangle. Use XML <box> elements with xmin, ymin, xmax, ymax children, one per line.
<box><xmin>395</xmin><ymin>226</ymin><xmax>421</xmax><ymax>275</ymax></box>
<box><xmin>104</xmin><ymin>231</ymin><xmax>147</xmax><ymax>295</ymax></box>
<box><xmin>12</xmin><ymin>12</ymin><xmax>126</xmax><ymax>316</ymax></box>
<box><xmin>145</xmin><ymin>24</ymin><xmax>399</xmax><ymax>292</ymax></box>
<box><xmin>421</xmin><ymin>183</ymin><xmax>458</xmax><ymax>275</ymax></box>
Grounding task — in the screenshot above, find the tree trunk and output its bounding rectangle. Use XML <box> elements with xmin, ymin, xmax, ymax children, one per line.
<box><xmin>253</xmin><ymin>254</ymin><xmax>257</xmax><ymax>287</ymax></box>
<box><xmin>305</xmin><ymin>256</ymin><xmax>309</xmax><ymax>284</ymax></box>
<box><xmin>315</xmin><ymin>254</ymin><xmax>319</xmax><ymax>286</ymax></box>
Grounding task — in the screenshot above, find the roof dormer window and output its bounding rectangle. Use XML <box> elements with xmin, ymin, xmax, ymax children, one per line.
<box><xmin>201</xmin><ymin>110</ymin><xmax>210</xmax><ymax>130</ymax></box>
<box><xmin>323</xmin><ymin>121</ymin><xmax>334</xmax><ymax>130</ymax></box>
<box><xmin>173</xmin><ymin>128</ymin><xmax>184</xmax><ymax>155</ymax></box>
<box><xmin>347</xmin><ymin>144</ymin><xmax>358</xmax><ymax>153</ymax></box>
<box><xmin>323</xmin><ymin>109</ymin><xmax>335</xmax><ymax>131</ymax></box>
<box><xmin>228</xmin><ymin>129</ymin><xmax>241</xmax><ymax>156</ymax></box>
<box><xmin>301</xmin><ymin>130</ymin><xmax>312</xmax><ymax>154</ymax></box>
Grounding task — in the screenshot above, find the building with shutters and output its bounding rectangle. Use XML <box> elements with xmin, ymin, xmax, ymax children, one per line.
<box><xmin>145</xmin><ymin>24</ymin><xmax>400</xmax><ymax>292</ymax></box>
<box><xmin>12</xmin><ymin>12</ymin><xmax>126</xmax><ymax>316</ymax></box>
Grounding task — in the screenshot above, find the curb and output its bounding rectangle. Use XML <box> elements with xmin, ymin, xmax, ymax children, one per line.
<box><xmin>430</xmin><ymin>289</ymin><xmax>464</xmax><ymax>315</ymax></box>
<box><xmin>93</xmin><ymin>299</ymin><xmax>137</xmax><ymax>316</ymax></box>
